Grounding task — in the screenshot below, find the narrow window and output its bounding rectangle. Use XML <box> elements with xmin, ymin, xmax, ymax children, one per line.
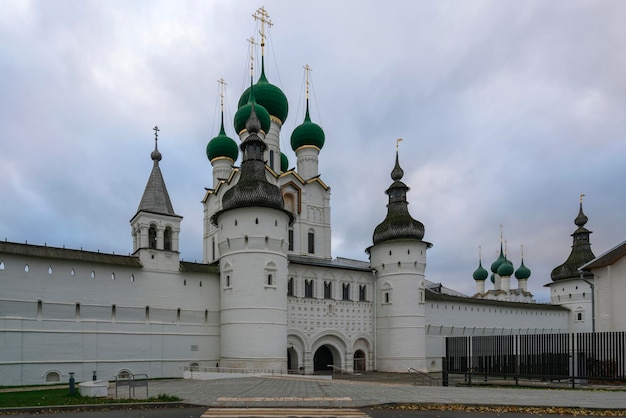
<box><xmin>342</xmin><ymin>283</ymin><xmax>350</xmax><ymax>301</ymax></box>
<box><xmin>37</xmin><ymin>300</ymin><xmax>43</xmax><ymax>319</ymax></box>
<box><xmin>70</xmin><ymin>268</ymin><xmax>75</xmax><ymax>277</ymax></box>
<box><xmin>359</xmin><ymin>285</ymin><xmax>366</xmax><ymax>302</ymax></box>
<box><xmin>308</xmin><ymin>230</ymin><xmax>315</xmax><ymax>254</ymax></box>
<box><xmin>91</xmin><ymin>270</ymin><xmax>95</xmax><ymax>279</ymax></box>
<box><xmin>267</xmin><ymin>274</ymin><xmax>273</xmax><ymax>286</ymax></box>
<box><xmin>130</xmin><ymin>274</ymin><xmax>135</xmax><ymax>282</ymax></box>
<box><xmin>145</xmin><ymin>306</ymin><xmax>150</xmax><ymax>322</ymax></box>
<box><xmin>164</xmin><ymin>226</ymin><xmax>172</xmax><ymax>251</ymax></box>
<box><xmin>111</xmin><ymin>272</ymin><xmax>115</xmax><ymax>280</ymax></box>
<box><xmin>112</xmin><ymin>304</ymin><xmax>116</xmax><ymax>321</ymax></box>
<box><xmin>0</xmin><ymin>261</ymin><xmax>4</xmax><ymax>270</ymax></box>
<box><xmin>148</xmin><ymin>224</ymin><xmax>157</xmax><ymax>249</ymax></box>
<box><xmin>177</xmin><ymin>308</ymin><xmax>181</xmax><ymax>322</ymax></box>
<box><xmin>287</xmin><ymin>278</ymin><xmax>294</xmax><ymax>296</ymax></box>
<box><xmin>75</xmin><ymin>303</ymin><xmax>80</xmax><ymax>321</ymax></box>
<box><xmin>305</xmin><ymin>280</ymin><xmax>314</xmax><ymax>298</ymax></box>
<box><xmin>384</xmin><ymin>292</ymin><xmax>390</xmax><ymax>303</ymax></box>
<box><xmin>269</xmin><ymin>150</ymin><xmax>275</xmax><ymax>170</ymax></box>
<box><xmin>24</xmin><ymin>264</ymin><xmax>29</xmax><ymax>273</ymax></box>
<box><xmin>324</xmin><ymin>281</ymin><xmax>332</xmax><ymax>299</ymax></box>
<box><xmin>212</xmin><ymin>237</ymin><xmax>216</xmax><ymax>261</ymax></box>
<box><xmin>288</xmin><ymin>229</ymin><xmax>294</xmax><ymax>251</ymax></box>
<box><xmin>48</xmin><ymin>266</ymin><xmax>53</xmax><ymax>275</ymax></box>
<box><xmin>226</xmin><ymin>275</ymin><xmax>231</xmax><ymax>287</ymax></box>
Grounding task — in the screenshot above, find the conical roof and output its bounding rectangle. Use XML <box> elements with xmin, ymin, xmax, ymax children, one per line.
<box><xmin>372</xmin><ymin>152</ymin><xmax>425</xmax><ymax>245</ymax></box>
<box><xmin>136</xmin><ymin>137</ymin><xmax>178</xmax><ymax>217</ymax></box>
<box><xmin>551</xmin><ymin>201</ymin><xmax>595</xmax><ymax>281</ymax></box>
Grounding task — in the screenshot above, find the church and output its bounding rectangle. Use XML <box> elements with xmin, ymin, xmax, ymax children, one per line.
<box><xmin>0</xmin><ymin>8</ymin><xmax>619</xmax><ymax>387</ymax></box>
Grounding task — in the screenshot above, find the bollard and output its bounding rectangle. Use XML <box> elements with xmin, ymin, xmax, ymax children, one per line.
<box><xmin>69</xmin><ymin>372</ymin><xmax>75</xmax><ymax>395</ymax></box>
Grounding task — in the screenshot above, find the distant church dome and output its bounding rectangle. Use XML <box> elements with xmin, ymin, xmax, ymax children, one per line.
<box><xmin>490</xmin><ymin>247</ymin><xmax>506</xmax><ymax>274</ymax></box>
<box><xmin>234</xmin><ymin>83</ymin><xmax>272</xmax><ymax>135</ymax></box>
<box><xmin>497</xmin><ymin>258</ymin><xmax>514</xmax><ymax>277</ymax></box>
<box><xmin>238</xmin><ymin>60</ymin><xmax>288</xmax><ymax>125</ymax></box>
<box><xmin>515</xmin><ymin>260</ymin><xmax>531</xmax><ymax>280</ymax></box>
<box><xmin>473</xmin><ymin>261</ymin><xmax>489</xmax><ymax>281</ymax></box>
<box><xmin>207</xmin><ymin>115</ymin><xmax>238</xmax><ymax>162</ymax></box>
<box><xmin>290</xmin><ymin>104</ymin><xmax>325</xmax><ymax>151</ymax></box>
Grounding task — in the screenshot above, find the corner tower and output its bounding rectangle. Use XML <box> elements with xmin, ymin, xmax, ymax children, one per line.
<box><xmin>366</xmin><ymin>142</ymin><xmax>431</xmax><ymax>372</ymax></box>
<box><xmin>130</xmin><ymin>127</ymin><xmax>182</xmax><ymax>271</ymax></box>
<box><xmin>212</xmin><ymin>103</ymin><xmax>293</xmax><ymax>370</ymax></box>
<box><xmin>548</xmin><ymin>195</ymin><xmax>595</xmax><ymax>332</ymax></box>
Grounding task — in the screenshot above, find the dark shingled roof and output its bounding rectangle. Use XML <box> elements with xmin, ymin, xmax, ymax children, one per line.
<box><xmin>581</xmin><ymin>240</ymin><xmax>626</xmax><ymax>271</ymax></box>
<box><xmin>0</xmin><ymin>241</ymin><xmax>142</xmax><ymax>267</ymax></box>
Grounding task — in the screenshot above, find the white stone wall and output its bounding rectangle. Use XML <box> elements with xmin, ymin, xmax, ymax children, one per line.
<box><xmin>592</xmin><ymin>258</ymin><xmax>626</xmax><ymax>332</ymax></box>
<box><xmin>424</xmin><ymin>298</ymin><xmax>569</xmax><ymax>371</ymax></box>
<box><xmin>0</xmin><ymin>251</ymin><xmax>220</xmax><ymax>386</ymax></box>
<box><xmin>548</xmin><ymin>278</ymin><xmax>594</xmax><ymax>333</ymax></box>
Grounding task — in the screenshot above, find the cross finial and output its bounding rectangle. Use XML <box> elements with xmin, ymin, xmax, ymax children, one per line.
<box><xmin>478</xmin><ymin>245</ymin><xmax>482</xmax><ymax>260</ymax></box>
<box><xmin>218</xmin><ymin>78</ymin><xmax>227</xmax><ymax>112</ymax></box>
<box><xmin>396</xmin><ymin>138</ymin><xmax>403</xmax><ymax>151</ymax></box>
<box><xmin>580</xmin><ymin>193</ymin><xmax>586</xmax><ymax>204</ymax></box>
<box><xmin>247</xmin><ymin>37</ymin><xmax>256</xmax><ymax>77</ymax></box>
<box><xmin>253</xmin><ymin>6</ymin><xmax>272</xmax><ymax>54</ymax></box>
<box><xmin>520</xmin><ymin>244</ymin><xmax>524</xmax><ymax>259</ymax></box>
<box><xmin>153</xmin><ymin>126</ymin><xmax>160</xmax><ymax>144</ymax></box>
<box><xmin>303</xmin><ymin>64</ymin><xmax>312</xmax><ymax>100</ymax></box>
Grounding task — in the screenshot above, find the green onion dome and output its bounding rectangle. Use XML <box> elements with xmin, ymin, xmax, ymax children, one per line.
<box><xmin>490</xmin><ymin>246</ymin><xmax>506</xmax><ymax>273</ymax></box>
<box><xmin>290</xmin><ymin>104</ymin><xmax>325</xmax><ymax>151</ymax></box>
<box><xmin>490</xmin><ymin>273</ymin><xmax>495</xmax><ymax>284</ymax></box>
<box><xmin>473</xmin><ymin>261</ymin><xmax>489</xmax><ymax>281</ymax></box>
<box><xmin>497</xmin><ymin>258</ymin><xmax>515</xmax><ymax>277</ymax></box>
<box><xmin>515</xmin><ymin>260</ymin><xmax>531</xmax><ymax>280</ymax></box>
<box><xmin>206</xmin><ymin>115</ymin><xmax>238</xmax><ymax>162</ymax></box>
<box><xmin>280</xmin><ymin>152</ymin><xmax>289</xmax><ymax>172</ymax></box>
<box><xmin>237</xmin><ymin>62</ymin><xmax>288</xmax><ymax>125</ymax></box>
<box><xmin>234</xmin><ymin>81</ymin><xmax>271</xmax><ymax>135</ymax></box>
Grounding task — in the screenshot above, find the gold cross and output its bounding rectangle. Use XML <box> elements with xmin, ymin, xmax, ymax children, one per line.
<box><xmin>253</xmin><ymin>6</ymin><xmax>273</xmax><ymax>52</ymax></box>
<box><xmin>303</xmin><ymin>64</ymin><xmax>312</xmax><ymax>100</ymax></box>
<box><xmin>218</xmin><ymin>78</ymin><xmax>227</xmax><ymax>112</ymax></box>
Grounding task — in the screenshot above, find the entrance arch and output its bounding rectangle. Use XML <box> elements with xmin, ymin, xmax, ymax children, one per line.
<box><xmin>313</xmin><ymin>345</ymin><xmax>334</xmax><ymax>372</ymax></box>
<box><xmin>353</xmin><ymin>349</ymin><xmax>366</xmax><ymax>372</ymax></box>
<box><xmin>287</xmin><ymin>347</ymin><xmax>299</xmax><ymax>372</ymax></box>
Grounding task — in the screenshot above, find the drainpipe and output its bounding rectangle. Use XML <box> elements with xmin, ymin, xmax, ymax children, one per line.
<box><xmin>372</xmin><ymin>268</ymin><xmax>377</xmax><ymax>371</ymax></box>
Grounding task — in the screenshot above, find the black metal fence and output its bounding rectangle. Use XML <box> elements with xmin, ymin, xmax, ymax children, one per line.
<box><xmin>444</xmin><ymin>332</ymin><xmax>626</xmax><ymax>387</ymax></box>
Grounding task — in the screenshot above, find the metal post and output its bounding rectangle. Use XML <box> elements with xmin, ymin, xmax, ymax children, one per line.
<box><xmin>68</xmin><ymin>372</ymin><xmax>75</xmax><ymax>395</ymax></box>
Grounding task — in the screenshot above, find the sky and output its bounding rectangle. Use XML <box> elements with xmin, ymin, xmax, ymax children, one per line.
<box><xmin>1</xmin><ymin>0</ymin><xmax>625</xmax><ymax>301</ymax></box>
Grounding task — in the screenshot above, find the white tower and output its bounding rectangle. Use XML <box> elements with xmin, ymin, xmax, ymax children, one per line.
<box><xmin>367</xmin><ymin>145</ymin><xmax>431</xmax><ymax>372</ymax></box>
<box><xmin>213</xmin><ymin>103</ymin><xmax>293</xmax><ymax>370</ymax></box>
<box><xmin>130</xmin><ymin>126</ymin><xmax>182</xmax><ymax>272</ymax></box>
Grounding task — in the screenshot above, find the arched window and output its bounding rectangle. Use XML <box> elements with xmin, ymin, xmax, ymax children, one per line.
<box><xmin>148</xmin><ymin>224</ymin><xmax>157</xmax><ymax>249</ymax></box>
<box><xmin>164</xmin><ymin>226</ymin><xmax>172</xmax><ymax>251</ymax></box>
<box><xmin>324</xmin><ymin>281</ymin><xmax>332</xmax><ymax>299</ymax></box>
<box><xmin>305</xmin><ymin>280</ymin><xmax>314</xmax><ymax>298</ymax></box>
<box><xmin>45</xmin><ymin>371</ymin><xmax>61</xmax><ymax>383</ymax></box>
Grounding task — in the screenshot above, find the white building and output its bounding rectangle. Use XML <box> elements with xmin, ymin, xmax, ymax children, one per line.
<box><xmin>1</xmin><ymin>9</ymin><xmax>604</xmax><ymax>387</ymax></box>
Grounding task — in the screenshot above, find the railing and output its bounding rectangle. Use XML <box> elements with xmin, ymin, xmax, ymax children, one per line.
<box><xmin>408</xmin><ymin>368</ymin><xmax>441</xmax><ymax>386</ymax></box>
<box><xmin>115</xmin><ymin>373</ymin><xmax>148</xmax><ymax>398</ymax></box>
<box><xmin>183</xmin><ymin>366</ymin><xmax>289</xmax><ymax>376</ymax></box>
<box><xmin>444</xmin><ymin>331</ymin><xmax>626</xmax><ymax>388</ymax></box>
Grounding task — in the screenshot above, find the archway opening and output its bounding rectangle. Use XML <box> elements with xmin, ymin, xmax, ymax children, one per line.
<box><xmin>313</xmin><ymin>345</ymin><xmax>334</xmax><ymax>373</ymax></box>
<box><xmin>354</xmin><ymin>349</ymin><xmax>366</xmax><ymax>372</ymax></box>
<box><xmin>287</xmin><ymin>347</ymin><xmax>299</xmax><ymax>373</ymax></box>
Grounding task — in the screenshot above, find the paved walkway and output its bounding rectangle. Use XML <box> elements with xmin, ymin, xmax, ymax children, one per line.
<box><xmin>114</xmin><ymin>375</ymin><xmax>626</xmax><ymax>410</ymax></box>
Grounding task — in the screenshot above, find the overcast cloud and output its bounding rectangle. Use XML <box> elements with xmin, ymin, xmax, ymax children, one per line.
<box><xmin>1</xmin><ymin>0</ymin><xmax>625</xmax><ymax>301</ymax></box>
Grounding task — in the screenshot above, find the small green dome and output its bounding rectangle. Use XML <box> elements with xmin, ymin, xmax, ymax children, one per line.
<box><xmin>290</xmin><ymin>106</ymin><xmax>325</xmax><ymax>151</ymax></box>
<box><xmin>515</xmin><ymin>260</ymin><xmax>531</xmax><ymax>280</ymax></box>
<box><xmin>238</xmin><ymin>64</ymin><xmax>288</xmax><ymax>124</ymax></box>
<box><xmin>234</xmin><ymin>102</ymin><xmax>271</xmax><ymax>135</ymax></box>
<box><xmin>207</xmin><ymin>116</ymin><xmax>238</xmax><ymax>162</ymax></box>
<box><xmin>490</xmin><ymin>273</ymin><xmax>495</xmax><ymax>284</ymax></box>
<box><xmin>497</xmin><ymin>258</ymin><xmax>514</xmax><ymax>277</ymax></box>
<box><xmin>280</xmin><ymin>152</ymin><xmax>289</xmax><ymax>172</ymax></box>
<box><xmin>473</xmin><ymin>261</ymin><xmax>489</xmax><ymax>281</ymax></box>
<box><xmin>490</xmin><ymin>247</ymin><xmax>506</xmax><ymax>273</ymax></box>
